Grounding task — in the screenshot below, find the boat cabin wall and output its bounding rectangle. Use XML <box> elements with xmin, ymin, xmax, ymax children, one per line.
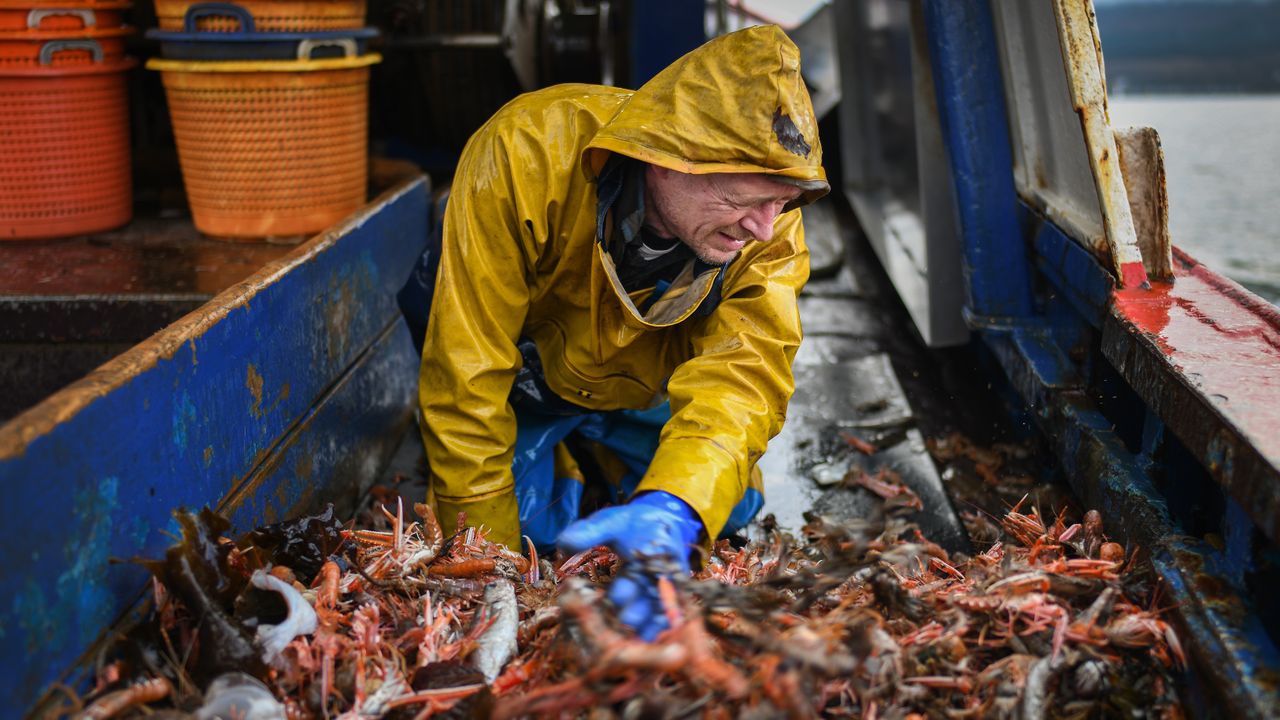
<box><xmin>832</xmin><ymin>0</ymin><xmax>970</xmax><ymax>349</ymax></box>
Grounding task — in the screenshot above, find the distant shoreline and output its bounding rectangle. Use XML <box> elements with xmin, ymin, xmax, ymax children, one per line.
<box><xmin>1097</xmin><ymin>2</ymin><xmax>1280</xmax><ymax>94</ymax></box>
<box><xmin>1110</xmin><ymin>89</ymin><xmax>1280</xmax><ymax>98</ymax></box>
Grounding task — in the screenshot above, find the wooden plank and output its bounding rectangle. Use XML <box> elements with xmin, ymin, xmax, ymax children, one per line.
<box><xmin>0</xmin><ymin>176</ymin><xmax>429</xmax><ymax>711</ymax></box>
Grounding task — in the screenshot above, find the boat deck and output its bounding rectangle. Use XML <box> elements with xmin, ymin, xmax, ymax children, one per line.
<box><xmin>370</xmin><ymin>196</ymin><xmax>988</xmax><ymax>554</ymax></box>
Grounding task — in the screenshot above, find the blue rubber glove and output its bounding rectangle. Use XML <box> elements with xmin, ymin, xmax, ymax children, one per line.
<box><xmin>557</xmin><ymin>491</ymin><xmax>703</xmax><ymax>641</ymax></box>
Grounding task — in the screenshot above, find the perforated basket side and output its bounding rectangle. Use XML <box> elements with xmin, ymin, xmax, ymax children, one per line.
<box><xmin>0</xmin><ymin>65</ymin><xmax>132</xmax><ymax>240</ymax></box>
<box><xmin>156</xmin><ymin>62</ymin><xmax>371</xmax><ymax>239</ymax></box>
<box><xmin>154</xmin><ymin>0</ymin><xmax>365</xmax><ymax>32</ymax></box>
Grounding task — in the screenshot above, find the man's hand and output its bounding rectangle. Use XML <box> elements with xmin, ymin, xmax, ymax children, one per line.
<box><xmin>557</xmin><ymin>491</ymin><xmax>702</xmax><ymax>641</ymax></box>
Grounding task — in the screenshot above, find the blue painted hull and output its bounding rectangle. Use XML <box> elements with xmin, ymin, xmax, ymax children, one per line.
<box><xmin>0</xmin><ymin>176</ymin><xmax>429</xmax><ymax>714</ymax></box>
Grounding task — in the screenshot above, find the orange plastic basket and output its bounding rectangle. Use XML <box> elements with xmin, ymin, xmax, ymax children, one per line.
<box><xmin>154</xmin><ymin>0</ymin><xmax>365</xmax><ymax>32</ymax></box>
<box><xmin>0</xmin><ymin>3</ymin><xmax>130</xmax><ymax>31</ymax></box>
<box><xmin>0</xmin><ymin>57</ymin><xmax>134</xmax><ymax>240</ymax></box>
<box><xmin>0</xmin><ymin>0</ymin><xmax>123</xmax><ymax>5</ymax></box>
<box><xmin>0</xmin><ymin>27</ymin><xmax>132</xmax><ymax>68</ymax></box>
<box><xmin>148</xmin><ymin>53</ymin><xmax>379</xmax><ymax>240</ymax></box>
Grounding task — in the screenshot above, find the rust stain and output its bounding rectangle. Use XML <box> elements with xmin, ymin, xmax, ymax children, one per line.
<box><xmin>221</xmin><ymin>414</ymin><xmax>315</xmax><ymax>513</ymax></box>
<box><xmin>262</xmin><ymin>382</ymin><xmax>291</xmax><ymax>418</ymax></box>
<box><xmin>203</xmin><ymin>446</ymin><xmax>213</xmax><ymax>467</ymax></box>
<box><xmin>325</xmin><ymin>277</ymin><xmax>356</xmax><ymax>363</ymax></box>
<box><xmin>246</xmin><ymin>364</ymin><xmax>265</xmax><ymax>417</ymax></box>
<box><xmin>296</xmin><ymin>450</ymin><xmax>314</xmax><ymax>480</ymax></box>
<box><xmin>289</xmin><ymin>484</ymin><xmax>318</xmax><ymax>518</ymax></box>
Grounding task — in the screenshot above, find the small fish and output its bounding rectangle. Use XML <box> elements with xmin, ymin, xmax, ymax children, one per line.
<box><xmin>471</xmin><ymin>580</ymin><xmax>519</xmax><ymax>683</ymax></box>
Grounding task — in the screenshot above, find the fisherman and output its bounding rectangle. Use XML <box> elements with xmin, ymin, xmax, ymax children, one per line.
<box><xmin>398</xmin><ymin>25</ymin><xmax>827</xmax><ymax>640</ymax></box>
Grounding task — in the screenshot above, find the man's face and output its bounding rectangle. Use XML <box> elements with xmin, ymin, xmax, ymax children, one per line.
<box><xmin>643</xmin><ymin>166</ymin><xmax>803</xmax><ymax>266</ymax></box>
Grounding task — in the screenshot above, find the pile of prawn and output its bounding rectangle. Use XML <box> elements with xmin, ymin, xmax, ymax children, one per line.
<box><xmin>64</xmin><ymin>469</ymin><xmax>1186</xmax><ymax>719</ymax></box>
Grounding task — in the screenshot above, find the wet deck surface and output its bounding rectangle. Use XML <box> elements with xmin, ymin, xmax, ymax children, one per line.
<box><xmin>0</xmin><ymin>216</ymin><xmax>295</xmax><ymax>298</ymax></box>
<box><xmin>756</xmin><ymin>199</ymin><xmax>968</xmax><ymax>551</ymax></box>
<box><xmin>0</xmin><ymin>216</ymin><xmax>297</xmax><ymax>422</ymax></box>
<box><xmin>0</xmin><ymin>160</ymin><xmax>422</xmax><ymax>422</ymax></box>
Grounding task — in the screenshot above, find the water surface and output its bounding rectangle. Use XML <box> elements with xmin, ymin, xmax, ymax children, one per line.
<box><xmin>1110</xmin><ymin>94</ymin><xmax>1280</xmax><ymax>303</ymax></box>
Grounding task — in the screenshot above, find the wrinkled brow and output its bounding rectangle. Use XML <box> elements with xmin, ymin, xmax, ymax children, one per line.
<box><xmin>730</xmin><ymin>188</ymin><xmax>803</xmax><ymax>206</ymax></box>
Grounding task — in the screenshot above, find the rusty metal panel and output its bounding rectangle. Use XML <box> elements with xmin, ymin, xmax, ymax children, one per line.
<box><xmin>990</xmin><ymin>0</ymin><xmax>1108</xmax><ymax>254</ymax></box>
<box><xmin>1050</xmin><ymin>0</ymin><xmax>1148</xmax><ymax>287</ymax></box>
<box><xmin>0</xmin><ymin>176</ymin><xmax>429</xmax><ymax>712</ymax></box>
<box><xmin>988</xmin><ymin>0</ymin><xmax>1171</xmax><ymax>286</ymax></box>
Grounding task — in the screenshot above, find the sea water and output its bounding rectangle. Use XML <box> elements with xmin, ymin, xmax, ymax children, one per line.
<box><xmin>1110</xmin><ymin>94</ymin><xmax>1280</xmax><ymax>304</ymax></box>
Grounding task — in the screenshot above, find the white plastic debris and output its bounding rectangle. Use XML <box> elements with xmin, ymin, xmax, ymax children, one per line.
<box><xmin>195</xmin><ymin>672</ymin><xmax>285</xmax><ymax>720</ymax></box>
<box><xmin>250</xmin><ymin>569</ymin><xmax>318</xmax><ymax>664</ymax></box>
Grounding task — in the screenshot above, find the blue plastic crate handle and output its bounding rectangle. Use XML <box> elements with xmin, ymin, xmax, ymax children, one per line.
<box><xmin>27</xmin><ymin>8</ymin><xmax>96</xmax><ymax>29</ymax></box>
<box><xmin>38</xmin><ymin>39</ymin><xmax>103</xmax><ymax>65</ymax></box>
<box><xmin>183</xmin><ymin>1</ymin><xmax>255</xmax><ymax>32</ymax></box>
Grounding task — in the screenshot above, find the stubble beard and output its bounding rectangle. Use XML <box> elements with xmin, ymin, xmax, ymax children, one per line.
<box><xmin>683</xmin><ymin>229</ymin><xmax>746</xmax><ymax>267</ymax></box>
<box><xmin>691</xmin><ymin>246</ymin><xmax>736</xmax><ymax>266</ymax></box>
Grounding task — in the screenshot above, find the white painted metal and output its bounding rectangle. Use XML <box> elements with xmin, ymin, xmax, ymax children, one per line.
<box><xmin>991</xmin><ymin>0</ymin><xmax>1109</xmax><ymax>257</ymax></box>
<box><xmin>1052</xmin><ymin>0</ymin><xmax>1146</xmax><ymax>283</ymax></box>
<box><xmin>833</xmin><ymin>0</ymin><xmax>968</xmax><ymax>348</ymax></box>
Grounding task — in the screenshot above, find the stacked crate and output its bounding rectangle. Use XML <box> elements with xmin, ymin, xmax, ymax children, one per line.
<box><xmin>146</xmin><ymin>0</ymin><xmax>378</xmax><ymax>240</ymax></box>
<box><xmin>0</xmin><ymin>0</ymin><xmax>136</xmax><ymax>240</ymax></box>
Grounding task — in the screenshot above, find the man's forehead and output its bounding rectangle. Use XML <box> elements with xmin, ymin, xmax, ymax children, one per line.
<box><xmin>713</xmin><ymin>173</ymin><xmax>803</xmax><ymax>202</ymax></box>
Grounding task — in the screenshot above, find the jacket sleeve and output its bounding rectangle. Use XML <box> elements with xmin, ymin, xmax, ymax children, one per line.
<box><xmin>418</xmin><ymin>124</ymin><xmax>541</xmax><ymax>549</ymax></box>
<box><xmin>633</xmin><ymin>210</ymin><xmax>808</xmax><ymax>539</ymax></box>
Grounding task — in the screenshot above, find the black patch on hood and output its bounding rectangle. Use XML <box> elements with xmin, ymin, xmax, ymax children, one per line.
<box><xmin>772</xmin><ymin>108</ymin><xmax>811</xmax><ymax>158</ymax></box>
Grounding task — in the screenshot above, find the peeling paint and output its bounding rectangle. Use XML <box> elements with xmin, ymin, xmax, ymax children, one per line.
<box><xmin>325</xmin><ymin>277</ymin><xmax>356</xmax><ymax>363</ymax></box>
<box><xmin>246</xmin><ymin>364</ymin><xmax>264</xmax><ymax>417</ymax></box>
<box><xmin>263</xmin><ymin>382</ymin><xmax>290</xmax><ymax>418</ymax></box>
<box><xmin>1053</xmin><ymin>0</ymin><xmax>1148</xmax><ymax>286</ymax></box>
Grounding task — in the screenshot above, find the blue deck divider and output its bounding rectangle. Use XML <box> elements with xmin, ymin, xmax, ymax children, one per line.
<box><xmin>0</xmin><ymin>176</ymin><xmax>429</xmax><ymax>713</ymax></box>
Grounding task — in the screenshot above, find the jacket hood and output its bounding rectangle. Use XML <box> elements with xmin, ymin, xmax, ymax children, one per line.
<box><xmin>584</xmin><ymin>25</ymin><xmax>829</xmax><ymax>210</ymax></box>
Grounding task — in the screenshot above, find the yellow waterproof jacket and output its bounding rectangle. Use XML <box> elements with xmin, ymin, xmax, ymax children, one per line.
<box><xmin>419</xmin><ymin>25</ymin><xmax>828</xmax><ymax>547</ymax></box>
